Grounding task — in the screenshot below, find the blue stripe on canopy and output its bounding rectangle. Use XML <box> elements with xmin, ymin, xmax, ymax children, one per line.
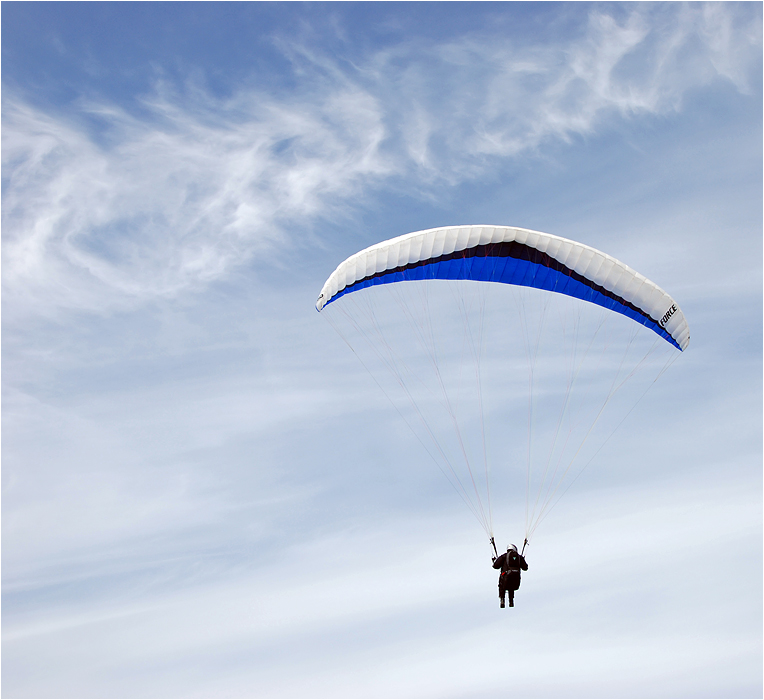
<box><xmin>325</xmin><ymin>253</ymin><xmax>680</xmax><ymax>350</ymax></box>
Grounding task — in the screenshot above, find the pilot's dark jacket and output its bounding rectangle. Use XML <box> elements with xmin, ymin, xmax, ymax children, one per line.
<box><xmin>492</xmin><ymin>550</ymin><xmax>528</xmax><ymax>598</ymax></box>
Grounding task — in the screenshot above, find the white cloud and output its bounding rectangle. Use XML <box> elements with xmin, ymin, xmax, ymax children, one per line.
<box><xmin>2</xmin><ymin>82</ymin><xmax>390</xmax><ymax>316</ymax></box>
<box><xmin>3</xmin><ymin>476</ymin><xmax>760</xmax><ymax>697</ymax></box>
<box><xmin>697</xmin><ymin>1</ymin><xmax>763</xmax><ymax>93</ymax></box>
<box><xmin>364</xmin><ymin>3</ymin><xmax>760</xmax><ymax>174</ymax></box>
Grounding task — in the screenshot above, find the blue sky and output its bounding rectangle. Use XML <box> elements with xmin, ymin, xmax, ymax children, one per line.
<box><xmin>2</xmin><ymin>2</ymin><xmax>762</xmax><ymax>698</ymax></box>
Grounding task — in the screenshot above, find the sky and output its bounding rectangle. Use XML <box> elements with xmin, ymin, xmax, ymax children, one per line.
<box><xmin>2</xmin><ymin>2</ymin><xmax>762</xmax><ymax>698</ymax></box>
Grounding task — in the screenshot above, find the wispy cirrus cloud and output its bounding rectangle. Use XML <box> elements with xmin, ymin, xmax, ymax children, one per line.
<box><xmin>2</xmin><ymin>81</ymin><xmax>389</xmax><ymax>316</ymax></box>
<box><xmin>371</xmin><ymin>3</ymin><xmax>760</xmax><ymax>174</ymax></box>
<box><xmin>2</xmin><ymin>3</ymin><xmax>759</xmax><ymax>316</ymax></box>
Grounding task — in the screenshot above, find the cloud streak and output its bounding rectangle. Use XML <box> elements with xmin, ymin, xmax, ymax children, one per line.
<box><xmin>2</xmin><ymin>81</ymin><xmax>389</xmax><ymax>316</ymax></box>
<box><xmin>3</xmin><ymin>475</ymin><xmax>760</xmax><ymax>697</ymax></box>
<box><xmin>363</xmin><ymin>3</ymin><xmax>760</xmax><ymax>173</ymax></box>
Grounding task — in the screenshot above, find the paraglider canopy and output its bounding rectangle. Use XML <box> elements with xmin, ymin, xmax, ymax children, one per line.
<box><xmin>317</xmin><ymin>225</ymin><xmax>689</xmax><ymax>351</ymax></box>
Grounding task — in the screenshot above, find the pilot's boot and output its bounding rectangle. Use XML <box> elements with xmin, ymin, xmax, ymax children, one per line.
<box><xmin>500</xmin><ymin>597</ymin><xmax>505</xmax><ymax>608</ymax></box>
<box><xmin>509</xmin><ymin>597</ymin><xmax>514</xmax><ymax>607</ymax></box>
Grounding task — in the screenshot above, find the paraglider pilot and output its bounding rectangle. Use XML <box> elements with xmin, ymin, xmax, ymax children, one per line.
<box><xmin>492</xmin><ymin>543</ymin><xmax>528</xmax><ymax>608</ymax></box>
